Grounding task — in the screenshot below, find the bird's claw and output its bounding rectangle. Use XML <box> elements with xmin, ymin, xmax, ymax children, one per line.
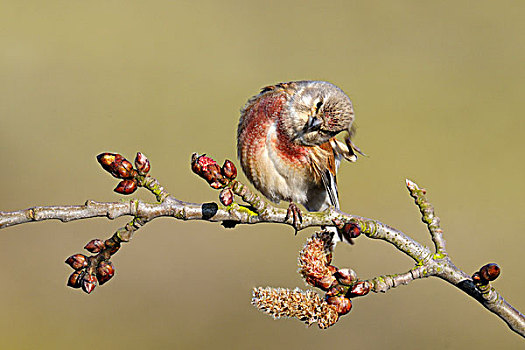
<box><xmin>285</xmin><ymin>202</ymin><xmax>303</xmax><ymax>234</ymax></box>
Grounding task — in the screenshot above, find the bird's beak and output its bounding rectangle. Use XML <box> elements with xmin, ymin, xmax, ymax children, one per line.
<box><xmin>306</xmin><ymin>115</ymin><xmax>322</xmax><ymax>132</ymax></box>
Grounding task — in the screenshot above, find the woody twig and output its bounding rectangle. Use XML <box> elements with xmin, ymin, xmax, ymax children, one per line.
<box><xmin>0</xmin><ymin>153</ymin><xmax>522</xmax><ymax>336</ymax></box>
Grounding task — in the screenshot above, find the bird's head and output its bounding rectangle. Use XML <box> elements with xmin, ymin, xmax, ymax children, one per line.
<box><xmin>282</xmin><ymin>81</ymin><xmax>354</xmax><ymax>146</ymax></box>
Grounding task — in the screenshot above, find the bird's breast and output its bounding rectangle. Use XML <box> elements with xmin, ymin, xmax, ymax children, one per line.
<box><xmin>238</xmin><ymin>93</ymin><xmax>319</xmax><ymax>205</ymax></box>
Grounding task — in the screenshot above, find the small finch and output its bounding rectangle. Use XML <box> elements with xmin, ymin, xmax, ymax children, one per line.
<box><xmin>237</xmin><ymin>81</ymin><xmax>362</xmax><ymax>243</ymax></box>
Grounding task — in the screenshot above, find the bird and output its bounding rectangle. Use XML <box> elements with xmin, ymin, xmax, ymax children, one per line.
<box><xmin>237</xmin><ymin>80</ymin><xmax>362</xmax><ymax>243</ymax></box>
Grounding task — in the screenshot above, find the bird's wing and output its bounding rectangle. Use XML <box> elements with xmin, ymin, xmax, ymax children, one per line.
<box><xmin>316</xmin><ymin>146</ymin><xmax>345</xmax><ymax>244</ymax></box>
<box><xmin>317</xmin><ymin>141</ymin><xmax>340</xmax><ymax>209</ymax></box>
<box><xmin>320</xmin><ymin>168</ymin><xmax>340</xmax><ymax>209</ymax></box>
<box><xmin>311</xmin><ymin>137</ymin><xmax>363</xmax><ymax>211</ymax></box>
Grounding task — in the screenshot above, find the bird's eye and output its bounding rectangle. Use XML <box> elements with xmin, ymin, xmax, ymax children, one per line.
<box><xmin>315</xmin><ymin>101</ymin><xmax>323</xmax><ymax>113</ymax></box>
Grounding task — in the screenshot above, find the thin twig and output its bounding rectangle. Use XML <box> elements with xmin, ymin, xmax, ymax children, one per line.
<box><xmin>0</xmin><ymin>155</ymin><xmax>523</xmax><ymax>337</ymax></box>
<box><xmin>406</xmin><ymin>179</ymin><xmax>447</xmax><ymax>255</ymax></box>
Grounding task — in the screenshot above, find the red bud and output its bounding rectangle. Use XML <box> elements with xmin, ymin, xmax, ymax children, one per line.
<box><xmin>82</xmin><ymin>274</ymin><xmax>97</xmax><ymax>294</ymax></box>
<box><xmin>67</xmin><ymin>270</ymin><xmax>85</xmax><ymax>288</ymax></box>
<box><xmin>477</xmin><ymin>263</ymin><xmax>501</xmax><ymax>283</ymax></box>
<box><xmin>191</xmin><ymin>153</ymin><xmax>202</xmax><ymax>174</ymax></box>
<box><xmin>326</xmin><ymin>284</ymin><xmax>346</xmax><ymax>297</ymax></box>
<box><xmin>210</xmin><ymin>181</ymin><xmax>224</xmax><ymax>189</ymax></box>
<box><xmin>135</xmin><ymin>152</ymin><xmax>150</xmax><ymax>175</ymax></box>
<box><xmin>304</xmin><ymin>276</ymin><xmax>335</xmax><ymax>290</ymax></box>
<box><xmin>335</xmin><ymin>268</ymin><xmax>358</xmax><ymax>285</ymax></box>
<box><xmin>326</xmin><ymin>296</ymin><xmax>352</xmax><ymax>315</ymax></box>
<box><xmin>221</xmin><ymin>160</ymin><xmax>237</xmax><ymax>180</ymax></box>
<box><xmin>314</xmin><ymin>275</ymin><xmax>337</xmax><ymax>291</ymax></box>
<box><xmin>347</xmin><ymin>281</ymin><xmax>371</xmax><ymax>297</ymax></box>
<box><xmin>97</xmin><ymin>153</ymin><xmax>117</xmax><ymax>173</ymax></box>
<box><xmin>65</xmin><ymin>254</ymin><xmax>89</xmax><ymax>270</ymax></box>
<box><xmin>97</xmin><ymin>153</ymin><xmax>135</xmax><ymax>179</ymax></box>
<box><xmin>204</xmin><ymin>164</ymin><xmax>223</xmax><ymax>182</ymax></box>
<box><xmin>114</xmin><ymin>179</ymin><xmax>138</xmax><ymax>195</ymax></box>
<box><xmin>342</xmin><ymin>222</ymin><xmax>361</xmax><ymax>240</ymax></box>
<box><xmin>104</xmin><ymin>239</ymin><xmax>120</xmax><ymax>255</ymax></box>
<box><xmin>191</xmin><ymin>153</ymin><xmax>218</xmax><ymax>172</ymax></box>
<box><xmin>117</xmin><ymin>159</ymin><xmax>134</xmax><ymax>178</ymax></box>
<box><xmin>219</xmin><ymin>188</ymin><xmax>234</xmax><ymax>206</ymax></box>
<box><xmin>96</xmin><ymin>261</ymin><xmax>115</xmax><ymax>285</ymax></box>
<box><xmin>472</xmin><ymin>263</ymin><xmax>501</xmax><ymax>284</ymax></box>
<box><xmin>84</xmin><ymin>239</ymin><xmax>105</xmax><ymax>253</ymax></box>
<box><xmin>191</xmin><ymin>153</ymin><xmax>228</xmax><ymax>188</ymax></box>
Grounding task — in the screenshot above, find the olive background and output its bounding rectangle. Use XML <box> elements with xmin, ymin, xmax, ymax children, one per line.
<box><xmin>1</xmin><ymin>1</ymin><xmax>524</xmax><ymax>349</ymax></box>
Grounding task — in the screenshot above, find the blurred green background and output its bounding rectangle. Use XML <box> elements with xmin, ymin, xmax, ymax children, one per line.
<box><xmin>1</xmin><ymin>1</ymin><xmax>524</xmax><ymax>349</ymax></box>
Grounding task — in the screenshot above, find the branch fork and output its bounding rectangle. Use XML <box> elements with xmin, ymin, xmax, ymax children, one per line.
<box><xmin>0</xmin><ymin>152</ymin><xmax>523</xmax><ymax>337</ymax></box>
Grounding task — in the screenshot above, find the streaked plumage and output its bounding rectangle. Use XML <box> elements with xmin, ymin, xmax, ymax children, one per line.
<box><xmin>237</xmin><ymin>81</ymin><xmax>359</xmax><ymax>242</ymax></box>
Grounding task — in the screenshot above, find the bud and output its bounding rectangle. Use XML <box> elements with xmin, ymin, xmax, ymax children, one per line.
<box><xmin>191</xmin><ymin>153</ymin><xmax>201</xmax><ymax>173</ymax></box>
<box><xmin>114</xmin><ymin>179</ymin><xmax>138</xmax><ymax>195</ymax></box>
<box><xmin>97</xmin><ymin>153</ymin><xmax>135</xmax><ymax>179</ymax></box>
<box><xmin>304</xmin><ymin>276</ymin><xmax>335</xmax><ymax>290</ymax></box>
<box><xmin>342</xmin><ymin>222</ymin><xmax>361</xmax><ymax>240</ymax></box>
<box><xmin>134</xmin><ymin>152</ymin><xmax>150</xmax><ymax>175</ymax></box>
<box><xmin>104</xmin><ymin>239</ymin><xmax>120</xmax><ymax>255</ymax></box>
<box><xmin>326</xmin><ymin>296</ymin><xmax>352</xmax><ymax>315</ymax></box>
<box><xmin>117</xmin><ymin>158</ymin><xmax>134</xmax><ymax>179</ymax></box>
<box><xmin>84</xmin><ymin>239</ymin><xmax>105</xmax><ymax>253</ymax></box>
<box><xmin>473</xmin><ymin>265</ymin><xmax>500</xmax><ymax>285</ymax></box>
<box><xmin>326</xmin><ymin>284</ymin><xmax>346</xmax><ymax>297</ymax></box>
<box><xmin>347</xmin><ymin>281</ymin><xmax>371</xmax><ymax>297</ymax></box>
<box><xmin>335</xmin><ymin>268</ymin><xmax>358</xmax><ymax>286</ymax></box>
<box><xmin>97</xmin><ymin>153</ymin><xmax>132</xmax><ymax>179</ymax></box>
<box><xmin>219</xmin><ymin>188</ymin><xmax>234</xmax><ymax>206</ymax></box>
<box><xmin>65</xmin><ymin>254</ymin><xmax>89</xmax><ymax>270</ymax></box>
<box><xmin>97</xmin><ymin>153</ymin><xmax>117</xmax><ymax>174</ymax></box>
<box><xmin>191</xmin><ymin>153</ymin><xmax>215</xmax><ymax>173</ymax></box>
<box><xmin>191</xmin><ymin>153</ymin><xmax>227</xmax><ymax>188</ymax></box>
<box><xmin>480</xmin><ymin>263</ymin><xmax>500</xmax><ymax>282</ymax></box>
<box><xmin>209</xmin><ymin>181</ymin><xmax>224</xmax><ymax>189</ymax></box>
<box><xmin>204</xmin><ymin>163</ymin><xmax>224</xmax><ymax>185</ymax></box>
<box><xmin>221</xmin><ymin>160</ymin><xmax>237</xmax><ymax>180</ymax></box>
<box><xmin>82</xmin><ymin>273</ymin><xmax>97</xmax><ymax>294</ymax></box>
<box><xmin>314</xmin><ymin>275</ymin><xmax>337</xmax><ymax>291</ymax></box>
<box><xmin>67</xmin><ymin>270</ymin><xmax>85</xmax><ymax>288</ymax></box>
<box><xmin>96</xmin><ymin>261</ymin><xmax>115</xmax><ymax>285</ymax></box>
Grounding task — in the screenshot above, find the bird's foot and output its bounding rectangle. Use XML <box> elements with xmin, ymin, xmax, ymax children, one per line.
<box><xmin>285</xmin><ymin>202</ymin><xmax>303</xmax><ymax>234</ymax></box>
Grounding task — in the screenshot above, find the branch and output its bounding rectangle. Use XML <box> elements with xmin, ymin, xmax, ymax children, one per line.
<box><xmin>0</xmin><ymin>152</ymin><xmax>523</xmax><ymax>337</ymax></box>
